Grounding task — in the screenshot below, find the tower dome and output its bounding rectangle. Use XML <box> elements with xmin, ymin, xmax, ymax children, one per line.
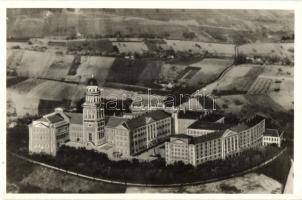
<box><xmin>87</xmin><ymin>75</ymin><xmax>98</xmax><ymax>86</ymax></box>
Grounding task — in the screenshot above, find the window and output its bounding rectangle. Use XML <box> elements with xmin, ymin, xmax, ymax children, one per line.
<box><xmin>89</xmin><ymin>133</ymin><xmax>92</xmax><ymax>141</ymax></box>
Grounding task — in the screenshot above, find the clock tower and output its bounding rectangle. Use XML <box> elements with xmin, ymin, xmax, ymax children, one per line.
<box><xmin>82</xmin><ymin>76</ymin><xmax>105</xmax><ymax>146</ymax></box>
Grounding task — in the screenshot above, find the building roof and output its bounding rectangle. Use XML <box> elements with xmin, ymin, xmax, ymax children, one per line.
<box><xmin>105</xmin><ymin>110</ymin><xmax>170</xmax><ymax>130</ymax></box>
<box><xmin>169</xmin><ymin>131</ymin><xmax>224</xmax><ymax>144</ymax></box>
<box><xmin>65</xmin><ymin>112</ymin><xmax>83</xmax><ymax>125</ymax></box>
<box><xmin>245</xmin><ymin>114</ymin><xmax>266</xmax><ymax>126</ymax></box>
<box><xmin>171</xmin><ymin>134</ymin><xmax>193</xmax><ymax>139</ymax></box>
<box><xmin>200</xmin><ymin>113</ymin><xmax>224</xmax><ymax>122</ymax></box>
<box><xmin>263</xmin><ymin>129</ymin><xmax>280</xmax><ymax>137</ymax></box>
<box><xmin>178</xmin><ymin>110</ymin><xmax>203</xmax><ymax>120</ymax></box>
<box><xmin>188</xmin><ymin>121</ymin><xmax>231</xmax><ymax>130</ymax></box>
<box><xmin>191</xmin><ymin>131</ymin><xmax>224</xmax><ymax>144</ymax></box>
<box><xmin>170</xmin><ymin>134</ymin><xmax>193</xmax><ymax>143</ymax></box>
<box><xmin>131</xmin><ymin>97</ymin><xmax>164</xmax><ymax>107</ymax></box>
<box><xmin>87</xmin><ymin>77</ymin><xmax>98</xmax><ymax>86</ymax></box>
<box><xmin>229</xmin><ymin>123</ymin><xmax>250</xmax><ymax>132</ymax></box>
<box><xmin>229</xmin><ymin>114</ymin><xmax>266</xmax><ymax>132</ymax></box>
<box><xmin>105</xmin><ymin>116</ymin><xmax>126</xmax><ymax>128</ymax></box>
<box><xmin>36</xmin><ymin>117</ymin><xmax>48</xmax><ymax>123</ymax></box>
<box><xmin>180</xmin><ymin>96</ymin><xmax>218</xmax><ymax>111</ymax></box>
<box><xmin>144</xmin><ymin>110</ymin><xmax>171</xmax><ymax>121</ymax></box>
<box><xmin>128</xmin><ymin>111</ymin><xmax>165</xmax><ymax>129</ymax></box>
<box><xmin>46</xmin><ymin>113</ymin><xmax>65</xmax><ymax>123</ymax></box>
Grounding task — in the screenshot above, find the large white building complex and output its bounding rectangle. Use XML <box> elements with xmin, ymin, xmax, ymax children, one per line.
<box><xmin>165</xmin><ymin>114</ymin><xmax>280</xmax><ymax>166</ymax></box>
<box><xmin>28</xmin><ymin>78</ymin><xmax>172</xmax><ymax>157</ymax></box>
<box><xmin>28</xmin><ymin>77</ymin><xmax>282</xmax><ymax>166</ymax></box>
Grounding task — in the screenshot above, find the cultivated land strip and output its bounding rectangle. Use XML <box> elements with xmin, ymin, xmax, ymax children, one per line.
<box><xmin>9</xmin><ymin>147</ymin><xmax>287</xmax><ymax>188</ymax></box>
<box><xmin>192</xmin><ymin>45</ymin><xmax>238</xmax><ymax>97</ymax></box>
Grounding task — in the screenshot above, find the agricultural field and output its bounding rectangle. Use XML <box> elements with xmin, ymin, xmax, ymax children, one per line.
<box><xmin>105</xmin><ymin>58</ymin><xmax>163</xmax><ymax>86</ymax></box>
<box><xmin>238</xmin><ymin>43</ymin><xmax>294</xmax><ymax>63</ymax></box>
<box><xmin>158</xmin><ymin>63</ymin><xmax>186</xmax><ymax>83</ymax></box>
<box><xmin>76</xmin><ymin>56</ymin><xmax>116</xmax><ymax>82</ymax></box>
<box><xmin>144</xmin><ymin>39</ymin><xmax>167</xmax><ymax>52</ymax></box>
<box><xmin>7</xmin><ymin>79</ymin><xmax>85</xmax><ymax>116</ymax></box>
<box><xmin>247</xmin><ymin>65</ymin><xmax>293</xmax><ymax>110</ymax></box>
<box><xmin>269</xmin><ymin>79</ymin><xmax>294</xmax><ymax>111</ymax></box>
<box><xmin>215</xmin><ymin>94</ymin><xmax>288</xmax><ymax>117</ymax></box>
<box><xmin>112</xmin><ymin>41</ymin><xmax>149</xmax><ymax>54</ymax></box>
<box><xmin>67</xmin><ymin>39</ymin><xmax>115</xmax><ymax>53</ymax></box>
<box><xmin>7</xmin><ymin>78</ymin><xmax>166</xmax><ymax>117</ymax></box>
<box><xmin>248</xmin><ymin>77</ymin><xmax>273</xmax><ymax>94</ymax></box>
<box><xmin>163</xmin><ymin>40</ymin><xmax>235</xmax><ymax>57</ymax></box>
<box><xmin>7</xmin><ymin>49</ymin><xmax>73</xmax><ymax>79</ymax></box>
<box><xmin>209</xmin><ymin>64</ymin><xmax>264</xmax><ymax>95</ymax></box>
<box><xmin>187</xmin><ymin>58</ymin><xmax>233</xmax><ymax>86</ymax></box>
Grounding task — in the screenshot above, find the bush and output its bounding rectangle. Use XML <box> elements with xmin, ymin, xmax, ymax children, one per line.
<box><xmin>220</xmin><ymin>183</ymin><xmax>241</xmax><ymax>193</ymax></box>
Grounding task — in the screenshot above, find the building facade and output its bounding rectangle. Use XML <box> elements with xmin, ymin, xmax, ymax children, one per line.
<box><xmin>173</xmin><ymin>110</ymin><xmax>224</xmax><ymax>134</ymax></box>
<box><xmin>263</xmin><ymin>128</ymin><xmax>283</xmax><ymax>147</ymax></box>
<box><xmin>28</xmin><ymin>108</ymin><xmax>70</xmax><ymax>156</ymax></box>
<box><xmin>186</xmin><ymin>113</ymin><xmax>226</xmax><ymax>137</ymax></box>
<box><xmin>104</xmin><ymin>110</ymin><xmax>172</xmax><ymax>156</ymax></box>
<box><xmin>82</xmin><ymin>78</ymin><xmax>106</xmax><ymax>146</ymax></box>
<box><xmin>165</xmin><ymin>114</ymin><xmax>266</xmax><ymax>166</ymax></box>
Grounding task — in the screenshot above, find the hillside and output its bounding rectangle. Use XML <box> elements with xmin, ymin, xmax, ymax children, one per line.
<box><xmin>7</xmin><ymin>9</ymin><xmax>294</xmax><ymax>43</ymax></box>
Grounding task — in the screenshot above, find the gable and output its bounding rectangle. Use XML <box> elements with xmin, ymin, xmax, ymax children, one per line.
<box><xmin>222</xmin><ymin>129</ymin><xmax>238</xmax><ymax>138</ymax></box>
<box><xmin>145</xmin><ymin>117</ymin><xmax>155</xmax><ymax>124</ymax></box>
<box><xmin>172</xmin><ymin>139</ymin><xmax>187</xmax><ymax>144</ymax></box>
<box><xmin>33</xmin><ymin>122</ymin><xmax>49</xmax><ymax>128</ymax></box>
<box><xmin>116</xmin><ymin>123</ymin><xmax>129</xmax><ymax>130</ymax></box>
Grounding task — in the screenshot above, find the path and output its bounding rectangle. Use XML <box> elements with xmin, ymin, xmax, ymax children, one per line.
<box><xmin>192</xmin><ymin>45</ymin><xmax>238</xmax><ymax>97</ymax></box>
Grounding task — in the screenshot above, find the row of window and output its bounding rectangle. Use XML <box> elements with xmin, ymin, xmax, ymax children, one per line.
<box><xmin>263</xmin><ymin>137</ymin><xmax>279</xmax><ymax>142</ymax></box>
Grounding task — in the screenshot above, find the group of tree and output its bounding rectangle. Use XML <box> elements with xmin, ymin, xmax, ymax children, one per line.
<box><xmin>27</xmin><ymin>144</ymin><xmax>281</xmax><ymax>185</ymax></box>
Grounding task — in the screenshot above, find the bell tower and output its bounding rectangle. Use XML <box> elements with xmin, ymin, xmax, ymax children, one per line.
<box><xmin>82</xmin><ymin>76</ymin><xmax>105</xmax><ymax>146</ymax></box>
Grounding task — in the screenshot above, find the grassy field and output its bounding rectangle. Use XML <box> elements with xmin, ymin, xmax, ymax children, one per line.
<box><xmin>163</xmin><ymin>40</ymin><xmax>235</xmax><ymax>57</ymax></box>
<box><xmin>238</xmin><ymin>43</ymin><xmax>294</xmax><ymax>63</ymax></box>
<box><xmin>126</xmin><ymin>172</ymin><xmax>282</xmax><ymax>193</ymax></box>
<box><xmin>215</xmin><ymin>94</ymin><xmax>288</xmax><ymax>116</ymax></box>
<box><xmin>112</xmin><ymin>41</ymin><xmax>148</xmax><ymax>54</ymax></box>
<box><xmin>7</xmin><ymin>77</ymin><xmax>167</xmax><ymax>117</ymax></box>
<box><xmin>7</xmin><ymin>79</ymin><xmax>85</xmax><ymax>116</ymax></box>
<box><xmin>7</xmin><ymin>50</ymin><xmax>74</xmax><ymax>79</ymax></box>
<box><xmin>248</xmin><ymin>65</ymin><xmax>294</xmax><ymax>110</ymax></box>
<box><xmin>106</xmin><ymin>58</ymin><xmax>163</xmax><ymax>86</ymax></box>
<box><xmin>248</xmin><ymin>77</ymin><xmax>273</xmax><ymax>94</ymax></box>
<box><xmin>8</xmin><ymin>50</ymin><xmax>53</xmax><ymax>77</ymax></box>
<box><xmin>187</xmin><ymin>58</ymin><xmax>233</xmax><ymax>86</ymax></box>
<box><xmin>7</xmin><ymin>9</ymin><xmax>294</xmax><ymax>43</ymax></box>
<box><xmin>76</xmin><ymin>56</ymin><xmax>116</xmax><ymax>82</ymax></box>
<box><xmin>158</xmin><ymin>63</ymin><xmax>186</xmax><ymax>83</ymax></box>
<box><xmin>67</xmin><ymin>39</ymin><xmax>115</xmax><ymax>53</ymax></box>
<box><xmin>212</xmin><ymin>64</ymin><xmax>264</xmax><ymax>94</ymax></box>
